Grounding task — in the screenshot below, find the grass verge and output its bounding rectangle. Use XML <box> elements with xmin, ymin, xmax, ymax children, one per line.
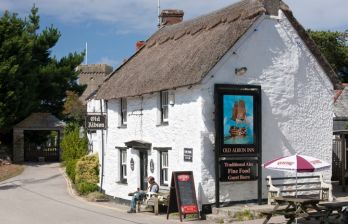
<box><xmin>0</xmin><ymin>164</ymin><xmax>24</xmax><ymax>182</ymax></box>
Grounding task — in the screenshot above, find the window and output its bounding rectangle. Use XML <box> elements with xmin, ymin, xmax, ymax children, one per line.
<box><xmin>160</xmin><ymin>91</ymin><xmax>169</xmax><ymax>123</ymax></box>
<box><xmin>160</xmin><ymin>151</ymin><xmax>169</xmax><ymax>186</ymax></box>
<box><xmin>120</xmin><ymin>98</ymin><xmax>127</xmax><ymax>126</ymax></box>
<box><xmin>120</xmin><ymin>149</ymin><xmax>127</xmax><ymax>183</ymax></box>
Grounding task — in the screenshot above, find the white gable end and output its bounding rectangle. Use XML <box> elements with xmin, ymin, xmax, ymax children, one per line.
<box><xmin>200</xmin><ymin>11</ymin><xmax>334</xmax><ymax>203</ymax></box>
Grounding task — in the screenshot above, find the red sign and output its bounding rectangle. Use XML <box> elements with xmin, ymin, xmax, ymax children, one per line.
<box><xmin>181</xmin><ymin>205</ymin><xmax>198</xmax><ymax>214</ymax></box>
<box><xmin>177</xmin><ymin>174</ymin><xmax>190</xmax><ymax>182</ymax></box>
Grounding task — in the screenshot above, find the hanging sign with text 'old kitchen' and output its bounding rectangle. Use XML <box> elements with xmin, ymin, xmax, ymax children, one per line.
<box><xmin>219</xmin><ymin>160</ymin><xmax>258</xmax><ymax>182</ymax></box>
<box><xmin>86</xmin><ymin>115</ymin><xmax>106</xmax><ymax>130</ymax></box>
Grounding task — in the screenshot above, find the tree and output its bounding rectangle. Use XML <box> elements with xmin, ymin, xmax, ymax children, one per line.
<box><xmin>63</xmin><ymin>91</ymin><xmax>86</xmax><ymax>125</ymax></box>
<box><xmin>309</xmin><ymin>30</ymin><xmax>348</xmax><ymax>81</ymax></box>
<box><xmin>0</xmin><ymin>6</ymin><xmax>84</xmax><ymax>132</ymax></box>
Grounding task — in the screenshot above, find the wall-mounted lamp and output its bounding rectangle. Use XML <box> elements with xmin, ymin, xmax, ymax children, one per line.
<box><xmin>169</xmin><ymin>92</ymin><xmax>175</xmax><ymax>106</ymax></box>
<box><xmin>235</xmin><ymin>67</ymin><xmax>248</xmax><ymax>76</ymax></box>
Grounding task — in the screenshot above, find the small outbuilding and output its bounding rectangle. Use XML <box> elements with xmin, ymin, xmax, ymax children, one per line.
<box><xmin>13</xmin><ymin>113</ymin><xmax>65</xmax><ymax>162</ymax></box>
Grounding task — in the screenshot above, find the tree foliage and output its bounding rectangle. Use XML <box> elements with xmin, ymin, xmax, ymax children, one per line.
<box><xmin>63</xmin><ymin>91</ymin><xmax>86</xmax><ymax>125</ymax></box>
<box><xmin>309</xmin><ymin>30</ymin><xmax>348</xmax><ymax>81</ymax></box>
<box><xmin>61</xmin><ymin>123</ymin><xmax>88</xmax><ymax>163</ymax></box>
<box><xmin>0</xmin><ymin>6</ymin><xmax>84</xmax><ymax>131</ymax></box>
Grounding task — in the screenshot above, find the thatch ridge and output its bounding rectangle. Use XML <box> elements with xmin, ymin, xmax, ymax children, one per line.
<box><xmin>14</xmin><ymin>113</ymin><xmax>65</xmax><ymax>129</ymax></box>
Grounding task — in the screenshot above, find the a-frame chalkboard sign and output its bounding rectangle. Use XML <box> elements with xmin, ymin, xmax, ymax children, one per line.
<box><xmin>166</xmin><ymin>171</ymin><xmax>199</xmax><ymax>222</ymax></box>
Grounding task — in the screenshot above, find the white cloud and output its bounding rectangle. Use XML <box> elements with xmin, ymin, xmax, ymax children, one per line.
<box><xmin>1</xmin><ymin>0</ymin><xmax>347</xmax><ymax>32</ymax></box>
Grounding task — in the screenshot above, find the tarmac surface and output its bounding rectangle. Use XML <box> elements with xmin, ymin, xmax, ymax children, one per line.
<box><xmin>1</xmin><ymin>163</ymin><xmax>347</xmax><ymax>224</ymax></box>
<box><xmin>0</xmin><ymin>163</ymin><xmax>190</xmax><ymax>224</ymax></box>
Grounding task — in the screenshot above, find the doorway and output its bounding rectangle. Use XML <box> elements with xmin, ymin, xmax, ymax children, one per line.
<box><xmin>139</xmin><ymin>151</ymin><xmax>148</xmax><ymax>190</ymax></box>
<box><xmin>24</xmin><ymin>130</ymin><xmax>60</xmax><ymax>162</ymax></box>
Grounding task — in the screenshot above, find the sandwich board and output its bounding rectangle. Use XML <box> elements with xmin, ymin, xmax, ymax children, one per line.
<box><xmin>166</xmin><ymin>171</ymin><xmax>199</xmax><ymax>222</ymax></box>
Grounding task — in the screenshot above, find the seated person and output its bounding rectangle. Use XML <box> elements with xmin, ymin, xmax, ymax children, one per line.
<box><xmin>127</xmin><ymin>176</ymin><xmax>159</xmax><ymax>213</ymax></box>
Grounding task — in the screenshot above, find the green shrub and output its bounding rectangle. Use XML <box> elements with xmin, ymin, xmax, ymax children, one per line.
<box><xmin>61</xmin><ymin>123</ymin><xmax>88</xmax><ymax>163</ymax></box>
<box><xmin>75</xmin><ymin>154</ymin><xmax>99</xmax><ymax>195</ymax></box>
<box><xmin>66</xmin><ymin>159</ymin><xmax>78</xmax><ymax>183</ymax></box>
<box><xmin>76</xmin><ymin>182</ymin><xmax>99</xmax><ymax>195</ymax></box>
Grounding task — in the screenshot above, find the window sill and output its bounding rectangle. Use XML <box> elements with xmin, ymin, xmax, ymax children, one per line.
<box><xmin>156</xmin><ymin>122</ymin><xmax>169</xmax><ymax>127</ymax></box>
<box><xmin>160</xmin><ymin>184</ymin><xmax>169</xmax><ymax>187</ymax></box>
<box><xmin>117</xmin><ymin>125</ymin><xmax>127</xmax><ymax>129</ymax></box>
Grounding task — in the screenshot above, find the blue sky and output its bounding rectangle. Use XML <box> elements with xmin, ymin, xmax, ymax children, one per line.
<box><xmin>1</xmin><ymin>0</ymin><xmax>347</xmax><ymax>70</ymax></box>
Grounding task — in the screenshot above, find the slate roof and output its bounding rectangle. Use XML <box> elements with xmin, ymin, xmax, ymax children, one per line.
<box><xmin>96</xmin><ymin>0</ymin><xmax>342</xmax><ymax>100</ymax></box>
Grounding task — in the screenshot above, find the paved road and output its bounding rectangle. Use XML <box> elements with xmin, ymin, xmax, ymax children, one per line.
<box><xmin>0</xmin><ymin>163</ymin><xmax>185</xmax><ymax>224</ymax></box>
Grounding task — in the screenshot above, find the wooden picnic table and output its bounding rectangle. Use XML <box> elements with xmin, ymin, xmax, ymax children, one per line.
<box><xmin>263</xmin><ymin>196</ymin><xmax>321</xmax><ymax>224</ymax></box>
<box><xmin>317</xmin><ymin>201</ymin><xmax>348</xmax><ymax>224</ymax></box>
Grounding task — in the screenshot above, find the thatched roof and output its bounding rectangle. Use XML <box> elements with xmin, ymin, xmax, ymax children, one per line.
<box><xmin>14</xmin><ymin>113</ymin><xmax>65</xmax><ymax>129</ymax></box>
<box><xmin>96</xmin><ymin>0</ymin><xmax>342</xmax><ymax>100</ymax></box>
<box><xmin>78</xmin><ymin>64</ymin><xmax>112</xmax><ymax>103</ymax></box>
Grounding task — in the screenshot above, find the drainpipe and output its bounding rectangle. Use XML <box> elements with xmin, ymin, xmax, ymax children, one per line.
<box><xmin>100</xmin><ymin>99</ymin><xmax>105</xmax><ymax>192</ymax></box>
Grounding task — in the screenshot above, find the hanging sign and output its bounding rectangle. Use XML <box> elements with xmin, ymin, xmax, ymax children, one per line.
<box><xmin>167</xmin><ymin>171</ymin><xmax>199</xmax><ymax>222</ymax></box>
<box><xmin>214</xmin><ymin>84</ymin><xmax>263</xmax><ymax>206</ymax></box>
<box><xmin>86</xmin><ymin>115</ymin><xmax>106</xmax><ymax>130</ymax></box>
<box><xmin>215</xmin><ymin>85</ymin><xmax>261</xmax><ymax>157</ymax></box>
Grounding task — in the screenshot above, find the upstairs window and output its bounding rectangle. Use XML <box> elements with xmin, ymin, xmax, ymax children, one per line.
<box><xmin>120</xmin><ymin>98</ymin><xmax>127</xmax><ymax>126</ymax></box>
<box><xmin>160</xmin><ymin>91</ymin><xmax>169</xmax><ymax>123</ymax></box>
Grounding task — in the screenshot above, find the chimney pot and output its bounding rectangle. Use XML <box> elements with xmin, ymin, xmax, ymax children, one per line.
<box><xmin>264</xmin><ymin>0</ymin><xmax>280</xmax><ymax>16</ymax></box>
<box><xmin>160</xmin><ymin>9</ymin><xmax>184</xmax><ymax>27</ymax></box>
<box><xmin>136</xmin><ymin>41</ymin><xmax>145</xmax><ymax>51</ymax></box>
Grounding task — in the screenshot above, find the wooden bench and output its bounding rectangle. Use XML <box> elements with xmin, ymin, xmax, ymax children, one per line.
<box><xmin>137</xmin><ymin>189</ymin><xmax>170</xmax><ymax>215</ymax></box>
<box><xmin>266</xmin><ymin>174</ymin><xmax>333</xmax><ymax>205</ymax></box>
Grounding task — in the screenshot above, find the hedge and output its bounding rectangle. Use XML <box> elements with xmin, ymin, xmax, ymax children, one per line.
<box><xmin>75</xmin><ymin>154</ymin><xmax>99</xmax><ymax>195</ymax></box>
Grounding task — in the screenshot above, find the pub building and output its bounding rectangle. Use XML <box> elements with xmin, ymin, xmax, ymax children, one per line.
<box><xmin>89</xmin><ymin>0</ymin><xmax>341</xmax><ymax>212</ymax></box>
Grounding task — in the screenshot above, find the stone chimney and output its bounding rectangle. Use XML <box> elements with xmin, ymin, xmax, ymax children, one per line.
<box><xmin>264</xmin><ymin>0</ymin><xmax>280</xmax><ymax>16</ymax></box>
<box><xmin>136</xmin><ymin>41</ymin><xmax>145</xmax><ymax>51</ymax></box>
<box><xmin>160</xmin><ymin>9</ymin><xmax>184</xmax><ymax>27</ymax></box>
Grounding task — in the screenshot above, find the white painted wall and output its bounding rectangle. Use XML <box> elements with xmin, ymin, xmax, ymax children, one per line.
<box><xmin>93</xmin><ymin>11</ymin><xmax>334</xmax><ymax>206</ymax></box>
<box><xmin>200</xmin><ymin>12</ymin><xmax>334</xmax><ymax>203</ymax></box>
<box><xmin>102</xmin><ymin>87</ymin><xmax>204</xmax><ymax>204</ymax></box>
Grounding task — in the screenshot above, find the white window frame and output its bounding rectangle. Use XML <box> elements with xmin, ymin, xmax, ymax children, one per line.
<box><xmin>160</xmin><ymin>91</ymin><xmax>169</xmax><ymax>123</ymax></box>
<box><xmin>121</xmin><ymin>149</ymin><xmax>127</xmax><ymax>182</ymax></box>
<box><xmin>160</xmin><ymin>151</ymin><xmax>169</xmax><ymax>186</ymax></box>
<box><xmin>120</xmin><ymin>98</ymin><xmax>127</xmax><ymax>126</ymax></box>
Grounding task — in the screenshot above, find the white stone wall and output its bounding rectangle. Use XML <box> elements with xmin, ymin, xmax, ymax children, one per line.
<box><xmin>96</xmin><ymin>11</ymin><xmax>334</xmax><ymax>206</ymax></box>
<box><xmin>200</xmin><ymin>12</ymin><xmax>334</xmax><ymax>203</ymax></box>
<box><xmin>102</xmin><ymin>88</ymin><xmax>204</xmax><ymax>204</ymax></box>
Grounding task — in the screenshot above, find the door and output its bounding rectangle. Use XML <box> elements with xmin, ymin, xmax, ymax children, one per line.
<box><xmin>139</xmin><ymin>151</ymin><xmax>148</xmax><ymax>190</ymax></box>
